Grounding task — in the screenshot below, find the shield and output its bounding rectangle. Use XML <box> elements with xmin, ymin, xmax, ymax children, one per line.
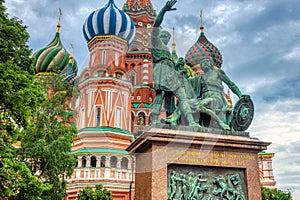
<box><xmin>230</xmin><ymin>96</ymin><xmax>254</xmax><ymax>131</ymax></box>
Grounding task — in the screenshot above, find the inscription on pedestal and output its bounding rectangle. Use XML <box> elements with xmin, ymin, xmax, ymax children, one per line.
<box><xmin>168</xmin><ymin>165</ymin><xmax>247</xmax><ymax>200</ymax></box>
<box><xmin>155</xmin><ymin>147</ymin><xmax>255</xmax><ymax>167</ymax></box>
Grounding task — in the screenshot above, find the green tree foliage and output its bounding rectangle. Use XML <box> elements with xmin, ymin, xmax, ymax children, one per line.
<box><xmin>0</xmin><ymin>112</ymin><xmax>51</xmax><ymax>200</ymax></box>
<box><xmin>77</xmin><ymin>184</ymin><xmax>113</xmax><ymax>200</ymax></box>
<box><xmin>20</xmin><ymin>77</ymin><xmax>78</xmax><ymax>200</ymax></box>
<box><xmin>0</xmin><ymin>0</ymin><xmax>44</xmax><ymax>129</ymax></box>
<box><xmin>261</xmin><ymin>186</ymin><xmax>292</xmax><ymax>200</ymax></box>
<box><xmin>0</xmin><ymin>1</ymin><xmax>77</xmax><ymax>199</ymax></box>
<box><xmin>0</xmin><ymin>0</ymin><xmax>33</xmax><ymax>74</ymax></box>
<box><xmin>0</xmin><ymin>0</ymin><xmax>51</xmax><ymax>199</ymax></box>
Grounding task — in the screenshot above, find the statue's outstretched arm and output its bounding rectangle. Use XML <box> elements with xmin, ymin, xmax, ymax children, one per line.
<box><xmin>220</xmin><ymin>70</ymin><xmax>243</xmax><ymax>98</ymax></box>
<box><xmin>152</xmin><ymin>0</ymin><xmax>177</xmax><ymax>37</ymax></box>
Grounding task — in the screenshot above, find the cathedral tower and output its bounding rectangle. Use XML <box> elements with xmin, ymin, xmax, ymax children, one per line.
<box><xmin>67</xmin><ymin>1</ymin><xmax>136</xmax><ymax>199</ymax></box>
<box><xmin>123</xmin><ymin>0</ymin><xmax>156</xmax><ymax>134</ymax></box>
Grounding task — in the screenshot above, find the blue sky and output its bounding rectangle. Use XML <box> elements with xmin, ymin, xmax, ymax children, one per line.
<box><xmin>5</xmin><ymin>0</ymin><xmax>300</xmax><ymax>198</ymax></box>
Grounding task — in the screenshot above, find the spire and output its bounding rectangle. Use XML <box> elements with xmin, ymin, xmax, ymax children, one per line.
<box><xmin>56</xmin><ymin>8</ymin><xmax>62</xmax><ymax>33</ymax></box>
<box><xmin>200</xmin><ymin>9</ymin><xmax>204</xmax><ymax>33</ymax></box>
<box><xmin>171</xmin><ymin>27</ymin><xmax>178</xmax><ymax>62</ymax></box>
<box><xmin>172</xmin><ymin>27</ymin><xmax>176</xmax><ymax>52</ymax></box>
<box><xmin>69</xmin><ymin>43</ymin><xmax>74</xmax><ymax>63</ymax></box>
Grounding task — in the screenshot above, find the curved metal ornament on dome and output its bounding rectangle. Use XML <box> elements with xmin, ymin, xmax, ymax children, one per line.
<box><xmin>230</xmin><ymin>96</ymin><xmax>254</xmax><ymax>132</ymax></box>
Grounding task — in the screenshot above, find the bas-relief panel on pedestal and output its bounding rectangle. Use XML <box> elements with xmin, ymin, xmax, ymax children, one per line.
<box><xmin>168</xmin><ymin>165</ymin><xmax>247</xmax><ymax>200</ymax></box>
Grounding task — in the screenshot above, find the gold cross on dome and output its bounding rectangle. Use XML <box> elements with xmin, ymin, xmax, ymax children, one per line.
<box><xmin>200</xmin><ymin>9</ymin><xmax>203</xmax><ymax>26</ymax></box>
<box><xmin>58</xmin><ymin>8</ymin><xmax>62</xmax><ymax>24</ymax></box>
<box><xmin>70</xmin><ymin>43</ymin><xmax>74</xmax><ymax>55</ymax></box>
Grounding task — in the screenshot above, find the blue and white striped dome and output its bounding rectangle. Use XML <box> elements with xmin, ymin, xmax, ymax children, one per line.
<box><xmin>83</xmin><ymin>0</ymin><xmax>136</xmax><ymax>45</ymax></box>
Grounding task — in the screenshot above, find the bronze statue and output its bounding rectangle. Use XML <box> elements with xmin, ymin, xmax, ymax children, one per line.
<box><xmin>191</xmin><ymin>57</ymin><xmax>249</xmax><ymax>130</ymax></box>
<box><xmin>150</xmin><ymin>0</ymin><xmax>201</xmax><ymax>128</ymax></box>
<box><xmin>150</xmin><ymin>0</ymin><xmax>254</xmax><ymax>132</ymax></box>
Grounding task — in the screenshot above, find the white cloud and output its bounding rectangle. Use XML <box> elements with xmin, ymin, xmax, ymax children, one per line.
<box><xmin>283</xmin><ymin>46</ymin><xmax>300</xmax><ymax>61</ymax></box>
<box><xmin>249</xmin><ymin>99</ymin><xmax>300</xmax><ymax>197</ymax></box>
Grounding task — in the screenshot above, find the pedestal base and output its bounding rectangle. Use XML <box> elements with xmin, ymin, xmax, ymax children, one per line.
<box><xmin>127</xmin><ymin>128</ymin><xmax>270</xmax><ymax>200</ymax></box>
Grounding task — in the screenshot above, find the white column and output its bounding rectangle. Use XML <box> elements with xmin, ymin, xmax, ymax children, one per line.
<box><xmin>86</xmin><ymin>156</ymin><xmax>91</xmax><ymax>168</ymax></box>
<box><xmin>105</xmin><ymin>156</ymin><xmax>111</xmax><ymax>179</ymax></box>
<box><xmin>96</xmin><ymin>156</ymin><xmax>101</xmax><ymax>167</ymax></box>
<box><xmin>117</xmin><ymin>157</ymin><xmax>122</xmax><ymax>169</ymax></box>
<box><xmin>78</xmin><ymin>156</ymin><xmax>82</xmax><ymax>168</ymax></box>
<box><xmin>75</xmin><ymin>169</ymin><xmax>80</xmax><ymax>179</ymax></box>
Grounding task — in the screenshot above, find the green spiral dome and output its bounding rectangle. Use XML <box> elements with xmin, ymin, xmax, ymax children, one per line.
<box><xmin>33</xmin><ymin>32</ymin><xmax>78</xmax><ymax>74</ymax></box>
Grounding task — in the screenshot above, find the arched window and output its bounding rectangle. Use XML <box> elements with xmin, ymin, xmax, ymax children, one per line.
<box><xmin>80</xmin><ymin>109</ymin><xmax>85</xmax><ymax>129</ymax></box>
<box><xmin>82</xmin><ymin>156</ymin><xmax>87</xmax><ymax>168</ymax></box>
<box><xmin>138</xmin><ymin>112</ymin><xmax>146</xmax><ymax>126</ymax></box>
<box><xmin>115</xmin><ymin>72</ymin><xmax>123</xmax><ymax>79</ymax></box>
<box><xmin>110</xmin><ymin>156</ymin><xmax>117</xmax><ymax>168</ymax></box>
<box><xmin>96</xmin><ymin>107</ymin><xmax>101</xmax><ymax>127</ymax></box>
<box><xmin>131</xmin><ymin>112</ymin><xmax>135</xmax><ymax>133</ymax></box>
<box><xmin>102</xmin><ymin>50</ymin><xmax>106</xmax><ymax>64</ymax></box>
<box><xmin>115</xmin><ymin>52</ymin><xmax>119</xmax><ymax>66</ymax></box>
<box><xmin>100</xmin><ymin>156</ymin><xmax>106</xmax><ymax>168</ymax></box>
<box><xmin>96</xmin><ymin>70</ymin><xmax>107</xmax><ymax>77</ymax></box>
<box><xmin>91</xmin><ymin>156</ymin><xmax>97</xmax><ymax>168</ymax></box>
<box><xmin>115</xmin><ymin>108</ymin><xmax>121</xmax><ymax>128</ymax></box>
<box><xmin>130</xmin><ymin>74</ymin><xmax>135</xmax><ymax>85</ymax></box>
<box><xmin>121</xmin><ymin>157</ymin><xmax>128</xmax><ymax>169</ymax></box>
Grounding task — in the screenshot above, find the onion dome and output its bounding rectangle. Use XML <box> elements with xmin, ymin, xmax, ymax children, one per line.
<box><xmin>60</xmin><ymin>62</ymin><xmax>79</xmax><ymax>87</ymax></box>
<box><xmin>83</xmin><ymin>0</ymin><xmax>136</xmax><ymax>45</ymax></box>
<box><xmin>33</xmin><ymin>9</ymin><xmax>78</xmax><ymax>74</ymax></box>
<box><xmin>185</xmin><ymin>11</ymin><xmax>222</xmax><ymax>68</ymax></box>
<box><xmin>60</xmin><ymin>54</ymin><xmax>79</xmax><ymax>87</ymax></box>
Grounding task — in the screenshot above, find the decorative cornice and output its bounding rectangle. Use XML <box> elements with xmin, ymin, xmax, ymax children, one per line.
<box><xmin>71</xmin><ymin>148</ymin><xmax>129</xmax><ymax>155</ymax></box>
<box><xmin>88</xmin><ymin>35</ymin><xmax>128</xmax><ymax>46</ymax></box>
<box><xmin>127</xmin><ymin>128</ymin><xmax>271</xmax><ymax>153</ymax></box>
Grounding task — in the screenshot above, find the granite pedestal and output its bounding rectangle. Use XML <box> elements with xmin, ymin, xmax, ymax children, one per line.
<box><xmin>126</xmin><ymin>128</ymin><xmax>270</xmax><ymax>200</ymax></box>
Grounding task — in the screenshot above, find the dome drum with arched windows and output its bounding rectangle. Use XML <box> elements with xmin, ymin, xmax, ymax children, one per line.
<box><xmin>83</xmin><ymin>0</ymin><xmax>136</xmax><ymax>45</ymax></box>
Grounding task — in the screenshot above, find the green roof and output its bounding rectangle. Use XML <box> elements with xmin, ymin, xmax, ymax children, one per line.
<box><xmin>78</xmin><ymin>127</ymin><xmax>135</xmax><ymax>140</ymax></box>
<box><xmin>144</xmin><ymin>103</ymin><xmax>152</xmax><ymax>108</ymax></box>
<box><xmin>258</xmin><ymin>151</ymin><xmax>275</xmax><ymax>155</ymax></box>
<box><xmin>72</xmin><ymin>148</ymin><xmax>128</xmax><ymax>155</ymax></box>
<box><xmin>132</xmin><ymin>103</ymin><xmax>152</xmax><ymax>109</ymax></box>
<box><xmin>132</xmin><ymin>103</ymin><xmax>140</xmax><ymax>108</ymax></box>
<box><xmin>79</xmin><ymin>127</ymin><xmax>131</xmax><ymax>135</ymax></box>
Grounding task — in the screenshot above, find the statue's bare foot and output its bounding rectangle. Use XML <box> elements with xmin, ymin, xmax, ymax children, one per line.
<box><xmin>161</xmin><ymin>118</ymin><xmax>176</xmax><ymax>125</ymax></box>
<box><xmin>190</xmin><ymin>122</ymin><xmax>203</xmax><ymax>129</ymax></box>
<box><xmin>221</xmin><ymin>123</ymin><xmax>231</xmax><ymax>130</ymax></box>
<box><xmin>149</xmin><ymin>113</ymin><xmax>160</xmax><ymax>125</ymax></box>
<box><xmin>150</xmin><ymin>120</ymin><xmax>160</xmax><ymax>125</ymax></box>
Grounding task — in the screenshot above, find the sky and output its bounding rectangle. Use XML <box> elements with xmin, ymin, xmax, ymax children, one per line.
<box><xmin>4</xmin><ymin>0</ymin><xmax>300</xmax><ymax>198</ymax></box>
